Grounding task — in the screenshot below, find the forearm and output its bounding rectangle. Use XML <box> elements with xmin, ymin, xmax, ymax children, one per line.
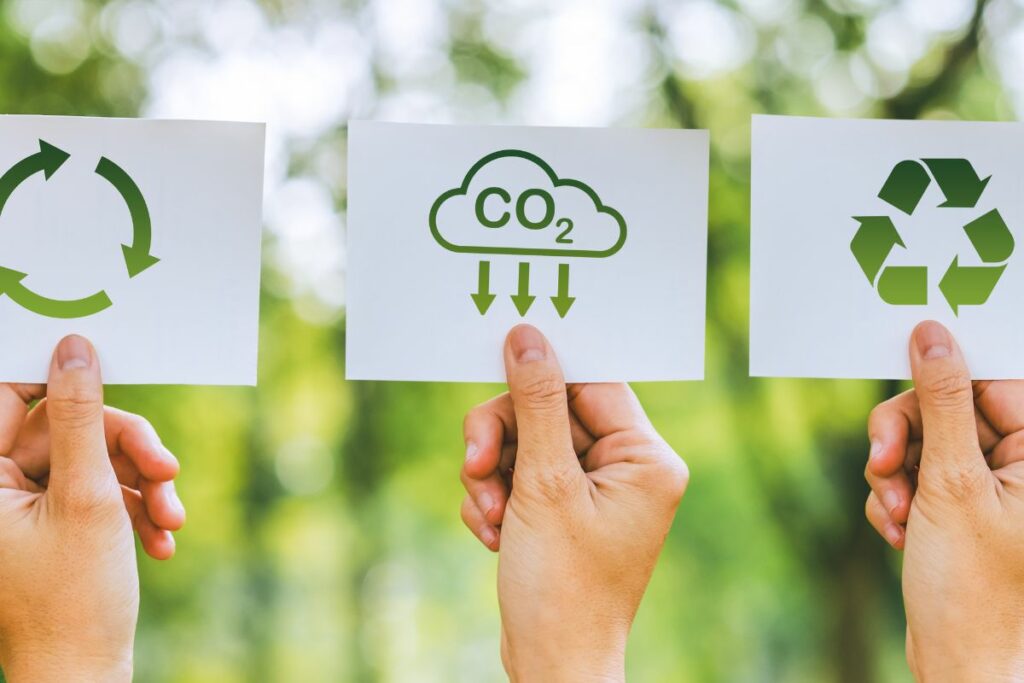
<box><xmin>1</xmin><ymin>645</ymin><xmax>133</xmax><ymax>683</ymax></box>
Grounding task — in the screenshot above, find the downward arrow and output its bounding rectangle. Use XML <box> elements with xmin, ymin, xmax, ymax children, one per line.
<box><xmin>510</xmin><ymin>262</ymin><xmax>535</xmax><ymax>316</ymax></box>
<box><xmin>550</xmin><ymin>263</ymin><xmax>575</xmax><ymax>318</ymax></box>
<box><xmin>470</xmin><ymin>260</ymin><xmax>496</xmax><ymax>315</ymax></box>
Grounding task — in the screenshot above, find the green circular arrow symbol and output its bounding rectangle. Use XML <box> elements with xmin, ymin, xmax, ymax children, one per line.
<box><xmin>0</xmin><ymin>139</ymin><xmax>159</xmax><ymax>319</ymax></box>
<box><xmin>850</xmin><ymin>158</ymin><xmax>1014</xmax><ymax>315</ymax></box>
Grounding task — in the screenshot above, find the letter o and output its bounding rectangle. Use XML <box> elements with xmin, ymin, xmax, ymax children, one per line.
<box><xmin>516</xmin><ymin>189</ymin><xmax>554</xmax><ymax>230</ymax></box>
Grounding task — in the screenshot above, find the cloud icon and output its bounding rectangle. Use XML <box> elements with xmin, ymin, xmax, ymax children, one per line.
<box><xmin>429</xmin><ymin>150</ymin><xmax>627</xmax><ymax>258</ymax></box>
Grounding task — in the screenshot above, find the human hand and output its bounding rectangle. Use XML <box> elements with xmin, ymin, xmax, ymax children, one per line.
<box><xmin>864</xmin><ymin>321</ymin><xmax>1024</xmax><ymax>681</ymax></box>
<box><xmin>0</xmin><ymin>335</ymin><xmax>185</xmax><ymax>682</ymax></box>
<box><xmin>460</xmin><ymin>325</ymin><xmax>689</xmax><ymax>682</ymax></box>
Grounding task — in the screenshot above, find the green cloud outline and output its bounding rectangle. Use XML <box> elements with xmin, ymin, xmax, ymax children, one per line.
<box><xmin>429</xmin><ymin>149</ymin><xmax>627</xmax><ymax>258</ymax></box>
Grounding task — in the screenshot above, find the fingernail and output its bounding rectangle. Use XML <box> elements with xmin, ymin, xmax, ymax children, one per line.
<box><xmin>480</xmin><ymin>525</ymin><xmax>498</xmax><ymax>547</ymax></box>
<box><xmin>884</xmin><ymin>523</ymin><xmax>904</xmax><ymax>546</ymax></box>
<box><xmin>465</xmin><ymin>441</ymin><xmax>478</xmax><ymax>463</ymax></box>
<box><xmin>57</xmin><ymin>335</ymin><xmax>92</xmax><ymax>370</ymax></box>
<box><xmin>882</xmin><ymin>490</ymin><xmax>902</xmax><ymax>516</ymax></box>
<box><xmin>509</xmin><ymin>325</ymin><xmax>546</xmax><ymax>363</ymax></box>
<box><xmin>869</xmin><ymin>440</ymin><xmax>884</xmax><ymax>460</ymax></box>
<box><xmin>478</xmin><ymin>492</ymin><xmax>495</xmax><ymax>517</ymax></box>
<box><xmin>916</xmin><ymin>321</ymin><xmax>951</xmax><ymax>360</ymax></box>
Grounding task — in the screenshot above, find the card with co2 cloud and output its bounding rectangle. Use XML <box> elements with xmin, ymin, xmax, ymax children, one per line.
<box><xmin>346</xmin><ymin>122</ymin><xmax>709</xmax><ymax>383</ymax></box>
<box><xmin>0</xmin><ymin>116</ymin><xmax>265</xmax><ymax>384</ymax></box>
<box><xmin>750</xmin><ymin>115</ymin><xmax>1024</xmax><ymax>379</ymax></box>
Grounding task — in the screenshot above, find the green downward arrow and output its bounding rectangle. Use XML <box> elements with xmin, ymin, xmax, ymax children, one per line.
<box><xmin>95</xmin><ymin>157</ymin><xmax>159</xmax><ymax>277</ymax></box>
<box><xmin>0</xmin><ymin>140</ymin><xmax>69</xmax><ymax>215</ymax></box>
<box><xmin>550</xmin><ymin>263</ymin><xmax>575</xmax><ymax>318</ymax></box>
<box><xmin>471</xmin><ymin>260</ymin><xmax>496</xmax><ymax>315</ymax></box>
<box><xmin>923</xmin><ymin>159</ymin><xmax>990</xmax><ymax>208</ymax></box>
<box><xmin>851</xmin><ymin>216</ymin><xmax>905</xmax><ymax>283</ymax></box>
<box><xmin>511</xmin><ymin>262</ymin><xmax>535</xmax><ymax>316</ymax></box>
<box><xmin>0</xmin><ymin>267</ymin><xmax>111</xmax><ymax>318</ymax></box>
<box><xmin>939</xmin><ymin>257</ymin><xmax>1005</xmax><ymax>315</ymax></box>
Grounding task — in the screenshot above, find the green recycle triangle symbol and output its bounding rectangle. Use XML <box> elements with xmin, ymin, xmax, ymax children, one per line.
<box><xmin>0</xmin><ymin>139</ymin><xmax>159</xmax><ymax>319</ymax></box>
<box><xmin>850</xmin><ymin>158</ymin><xmax>1014</xmax><ymax>315</ymax></box>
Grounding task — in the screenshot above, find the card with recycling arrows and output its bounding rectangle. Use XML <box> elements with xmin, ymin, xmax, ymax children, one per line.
<box><xmin>750</xmin><ymin>115</ymin><xmax>1024</xmax><ymax>380</ymax></box>
<box><xmin>0</xmin><ymin>116</ymin><xmax>265</xmax><ymax>384</ymax></box>
<box><xmin>346</xmin><ymin>122</ymin><xmax>709</xmax><ymax>382</ymax></box>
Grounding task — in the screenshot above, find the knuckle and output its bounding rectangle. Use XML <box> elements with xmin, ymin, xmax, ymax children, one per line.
<box><xmin>658</xmin><ymin>454</ymin><xmax>690</xmax><ymax>506</ymax></box>
<box><xmin>941</xmin><ymin>464</ymin><xmax>988</xmax><ymax>503</ymax></box>
<box><xmin>47</xmin><ymin>385</ymin><xmax>103</xmax><ymax>424</ymax></box>
<box><xmin>923</xmin><ymin>370</ymin><xmax>972</xmax><ymax>409</ymax></box>
<box><xmin>517</xmin><ymin>375</ymin><xmax>565</xmax><ymax>411</ymax></box>
<box><xmin>57</xmin><ymin>482</ymin><xmax>123</xmax><ymax>521</ymax></box>
<box><xmin>533</xmin><ymin>464</ymin><xmax>580</xmax><ymax>505</ymax></box>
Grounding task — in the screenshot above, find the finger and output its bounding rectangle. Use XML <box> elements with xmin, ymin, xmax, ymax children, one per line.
<box><xmin>12</xmin><ymin>402</ymin><xmax>181</xmax><ymax>486</ymax></box>
<box><xmin>122</xmin><ymin>486</ymin><xmax>176</xmax><ymax>560</ymax></box>
<box><xmin>988</xmin><ymin>431</ymin><xmax>1024</xmax><ymax>469</ymax></box>
<box><xmin>0</xmin><ymin>384</ymin><xmax>44</xmax><ymax>454</ymax></box>
<box><xmin>104</xmin><ymin>408</ymin><xmax>179</xmax><ymax>482</ymax></box>
<box><xmin>139</xmin><ymin>478</ymin><xmax>186</xmax><ymax>531</ymax></box>
<box><xmin>460</xmin><ymin>465</ymin><xmax>509</xmax><ymax>526</ymax></box>
<box><xmin>566</xmin><ymin>383</ymin><xmax>652</xmax><ymax>438</ymax></box>
<box><xmin>45</xmin><ymin>336</ymin><xmax>118</xmax><ymax>509</ymax></box>
<box><xmin>502</xmin><ymin>325</ymin><xmax>576</xmax><ymax>477</ymax></box>
<box><xmin>864</xmin><ymin>458</ymin><xmax>913</xmax><ymax>525</ymax></box>
<box><xmin>865</xmin><ymin>491</ymin><xmax>905</xmax><ymax>549</ymax></box>
<box><xmin>463</xmin><ymin>393</ymin><xmax>593</xmax><ymax>482</ymax></box>
<box><xmin>867</xmin><ymin>391</ymin><xmax>919</xmax><ymax>478</ymax></box>
<box><xmin>464</xmin><ymin>395</ymin><xmax>513</xmax><ymax>481</ymax></box>
<box><xmin>909</xmin><ymin>321</ymin><xmax>989</xmax><ymax>486</ymax></box>
<box><xmin>460</xmin><ymin>495</ymin><xmax>499</xmax><ymax>551</ymax></box>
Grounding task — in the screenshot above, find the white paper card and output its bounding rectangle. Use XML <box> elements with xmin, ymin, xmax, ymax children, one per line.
<box><xmin>346</xmin><ymin>122</ymin><xmax>709</xmax><ymax>383</ymax></box>
<box><xmin>0</xmin><ymin>116</ymin><xmax>265</xmax><ymax>384</ymax></box>
<box><xmin>751</xmin><ymin>115</ymin><xmax>1024</xmax><ymax>379</ymax></box>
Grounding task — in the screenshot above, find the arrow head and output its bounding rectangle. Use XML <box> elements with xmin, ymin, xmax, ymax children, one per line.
<box><xmin>511</xmin><ymin>294</ymin><xmax>535</xmax><ymax>317</ymax></box>
<box><xmin>550</xmin><ymin>295</ymin><xmax>576</xmax><ymax>318</ymax></box>
<box><xmin>121</xmin><ymin>244</ymin><xmax>160</xmax><ymax>278</ymax></box>
<box><xmin>37</xmin><ymin>140</ymin><xmax>70</xmax><ymax>180</ymax></box>
<box><xmin>939</xmin><ymin>256</ymin><xmax>962</xmax><ymax>316</ymax></box>
<box><xmin>0</xmin><ymin>266</ymin><xmax>27</xmax><ymax>295</ymax></box>
<box><xmin>471</xmin><ymin>292</ymin><xmax>496</xmax><ymax>315</ymax></box>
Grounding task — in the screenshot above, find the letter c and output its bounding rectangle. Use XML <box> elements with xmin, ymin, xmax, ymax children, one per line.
<box><xmin>475</xmin><ymin>187</ymin><xmax>511</xmax><ymax>228</ymax></box>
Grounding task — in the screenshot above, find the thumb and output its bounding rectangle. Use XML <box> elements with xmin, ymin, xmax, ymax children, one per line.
<box><xmin>45</xmin><ymin>335</ymin><xmax>117</xmax><ymax>508</ymax></box>
<box><xmin>909</xmin><ymin>321</ymin><xmax>987</xmax><ymax>488</ymax></box>
<box><xmin>503</xmin><ymin>325</ymin><xmax>579</xmax><ymax>489</ymax></box>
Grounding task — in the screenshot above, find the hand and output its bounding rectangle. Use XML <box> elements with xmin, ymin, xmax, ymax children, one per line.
<box><xmin>864</xmin><ymin>321</ymin><xmax>1024</xmax><ymax>681</ymax></box>
<box><xmin>460</xmin><ymin>325</ymin><xmax>688</xmax><ymax>682</ymax></box>
<box><xmin>0</xmin><ymin>336</ymin><xmax>185</xmax><ymax>682</ymax></box>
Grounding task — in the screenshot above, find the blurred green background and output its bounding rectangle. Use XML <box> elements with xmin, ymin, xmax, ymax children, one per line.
<box><xmin>0</xmin><ymin>0</ymin><xmax>1018</xmax><ymax>680</ymax></box>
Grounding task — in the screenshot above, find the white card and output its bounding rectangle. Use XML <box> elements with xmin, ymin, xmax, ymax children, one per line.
<box><xmin>751</xmin><ymin>115</ymin><xmax>1024</xmax><ymax>379</ymax></box>
<box><xmin>0</xmin><ymin>116</ymin><xmax>265</xmax><ymax>384</ymax></box>
<box><xmin>346</xmin><ymin>122</ymin><xmax>709</xmax><ymax>383</ymax></box>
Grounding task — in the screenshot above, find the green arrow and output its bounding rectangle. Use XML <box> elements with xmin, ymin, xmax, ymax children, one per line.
<box><xmin>878</xmin><ymin>160</ymin><xmax>931</xmax><ymax>215</ymax></box>
<box><xmin>877</xmin><ymin>266</ymin><xmax>928</xmax><ymax>305</ymax></box>
<box><xmin>511</xmin><ymin>262</ymin><xmax>535</xmax><ymax>316</ymax></box>
<box><xmin>0</xmin><ymin>267</ymin><xmax>111</xmax><ymax>318</ymax></box>
<box><xmin>550</xmin><ymin>263</ymin><xmax>575</xmax><ymax>318</ymax></box>
<box><xmin>851</xmin><ymin>216</ymin><xmax>905</xmax><ymax>283</ymax></box>
<box><xmin>923</xmin><ymin>159</ymin><xmax>990</xmax><ymax>208</ymax></box>
<box><xmin>471</xmin><ymin>260</ymin><xmax>496</xmax><ymax>315</ymax></box>
<box><xmin>0</xmin><ymin>140</ymin><xmax>70</xmax><ymax>215</ymax></box>
<box><xmin>964</xmin><ymin>209</ymin><xmax>1015</xmax><ymax>263</ymax></box>
<box><xmin>95</xmin><ymin>157</ymin><xmax>159</xmax><ymax>277</ymax></box>
<box><xmin>939</xmin><ymin>257</ymin><xmax>1005</xmax><ymax>316</ymax></box>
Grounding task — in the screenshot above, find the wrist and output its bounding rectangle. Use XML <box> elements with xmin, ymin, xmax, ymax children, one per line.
<box><xmin>504</xmin><ymin>630</ymin><xmax>628</xmax><ymax>683</ymax></box>
<box><xmin>2</xmin><ymin>643</ymin><xmax>133</xmax><ymax>683</ymax></box>
<box><xmin>912</xmin><ymin>637</ymin><xmax>1024</xmax><ymax>683</ymax></box>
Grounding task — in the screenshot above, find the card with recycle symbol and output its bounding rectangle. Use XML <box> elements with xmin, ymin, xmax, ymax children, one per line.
<box><xmin>751</xmin><ymin>115</ymin><xmax>1024</xmax><ymax>380</ymax></box>
<box><xmin>346</xmin><ymin>122</ymin><xmax>709</xmax><ymax>383</ymax></box>
<box><xmin>0</xmin><ymin>116</ymin><xmax>265</xmax><ymax>384</ymax></box>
